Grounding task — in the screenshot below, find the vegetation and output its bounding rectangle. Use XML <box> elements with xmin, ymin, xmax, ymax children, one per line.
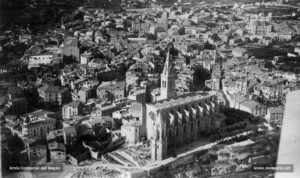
<box><xmin>220</xmin><ymin>107</ymin><xmax>259</xmax><ymax>124</ymax></box>
<box><xmin>193</xmin><ymin>65</ymin><xmax>211</xmax><ymax>90</ymax></box>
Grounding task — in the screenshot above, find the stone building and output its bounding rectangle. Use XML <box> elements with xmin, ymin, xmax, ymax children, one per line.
<box><xmin>146</xmin><ymin>92</ymin><xmax>220</xmax><ymax>161</ymax></box>
<box><xmin>38</xmin><ymin>85</ymin><xmax>71</xmax><ymax>105</ymax></box>
<box><xmin>96</xmin><ymin>81</ymin><xmax>126</xmax><ymax>102</ymax></box>
<box><xmin>21</xmin><ymin>110</ymin><xmax>56</xmax><ymax>139</ymax></box>
<box><xmin>6</xmin><ymin>94</ymin><xmax>28</xmax><ymax>115</ymax></box>
<box><xmin>63</xmin><ymin>126</ymin><xmax>77</xmax><ymax>146</ymax></box>
<box><xmin>158</xmin><ymin>49</ymin><xmax>176</xmax><ymax>101</ymax></box>
<box><xmin>145</xmin><ymin>48</ymin><xmax>222</xmax><ymax>161</ymax></box>
<box><xmin>62</xmin><ymin>101</ymin><xmax>82</xmax><ymax>120</ymax></box>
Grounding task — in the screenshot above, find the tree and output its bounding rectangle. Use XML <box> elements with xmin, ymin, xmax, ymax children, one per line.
<box><xmin>146</xmin><ymin>33</ymin><xmax>157</xmax><ymax>40</ymax></box>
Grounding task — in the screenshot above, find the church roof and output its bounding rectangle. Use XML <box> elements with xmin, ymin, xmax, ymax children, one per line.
<box><xmin>149</xmin><ymin>92</ymin><xmax>214</xmax><ymax>110</ymax></box>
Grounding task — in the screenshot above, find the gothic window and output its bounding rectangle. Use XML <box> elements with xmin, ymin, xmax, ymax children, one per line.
<box><xmin>183</xmin><ymin>125</ymin><xmax>186</xmax><ymax>134</ymax></box>
<box><xmin>176</xmin><ymin>127</ymin><xmax>179</xmax><ymax>136</ymax></box>
<box><xmin>168</xmin><ymin>129</ymin><xmax>172</xmax><ymax>139</ymax></box>
<box><xmin>191</xmin><ymin>122</ymin><xmax>193</xmax><ymax>132</ymax></box>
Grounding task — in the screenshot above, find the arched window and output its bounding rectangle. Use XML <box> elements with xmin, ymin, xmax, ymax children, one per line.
<box><xmin>183</xmin><ymin>125</ymin><xmax>186</xmax><ymax>134</ymax></box>
<box><xmin>176</xmin><ymin>127</ymin><xmax>179</xmax><ymax>136</ymax></box>
<box><xmin>168</xmin><ymin>129</ymin><xmax>172</xmax><ymax>139</ymax></box>
<box><xmin>191</xmin><ymin>122</ymin><xmax>193</xmax><ymax>132</ymax></box>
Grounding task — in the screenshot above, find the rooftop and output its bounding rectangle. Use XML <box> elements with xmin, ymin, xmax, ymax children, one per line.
<box><xmin>64</xmin><ymin>101</ymin><xmax>81</xmax><ymax>108</ymax></box>
<box><xmin>63</xmin><ymin>126</ymin><xmax>77</xmax><ymax>134</ymax></box>
<box><xmin>149</xmin><ymin>92</ymin><xmax>214</xmax><ymax>110</ymax></box>
<box><xmin>98</xmin><ymin>81</ymin><xmax>126</xmax><ymax>91</ymax></box>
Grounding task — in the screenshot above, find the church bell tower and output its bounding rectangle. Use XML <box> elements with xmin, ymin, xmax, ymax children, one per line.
<box><xmin>160</xmin><ymin>48</ymin><xmax>176</xmax><ymax>100</ymax></box>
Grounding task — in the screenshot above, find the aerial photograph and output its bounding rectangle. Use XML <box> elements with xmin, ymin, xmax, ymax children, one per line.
<box><xmin>0</xmin><ymin>0</ymin><xmax>300</xmax><ymax>177</ymax></box>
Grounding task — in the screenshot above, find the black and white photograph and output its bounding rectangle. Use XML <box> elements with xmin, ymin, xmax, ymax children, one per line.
<box><xmin>1</xmin><ymin>0</ymin><xmax>300</xmax><ymax>177</ymax></box>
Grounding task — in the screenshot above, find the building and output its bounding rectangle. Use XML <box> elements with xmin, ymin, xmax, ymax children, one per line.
<box><xmin>63</xmin><ymin>38</ymin><xmax>80</xmax><ymax>62</ymax></box>
<box><xmin>97</xmin><ymin>81</ymin><xmax>126</xmax><ymax>102</ymax></box>
<box><xmin>131</xmin><ymin>20</ymin><xmax>150</xmax><ymax>33</ymax></box>
<box><xmin>255</xmin><ymin>79</ymin><xmax>285</xmax><ymax>102</ymax></box>
<box><xmin>146</xmin><ymin>92</ymin><xmax>220</xmax><ymax>161</ymax></box>
<box><xmin>48</xmin><ymin>142</ymin><xmax>66</xmax><ymax>163</ymax></box>
<box><xmin>78</xmin><ymin>87</ymin><xmax>93</xmax><ymax>103</ymax></box>
<box><xmin>28</xmin><ymin>54</ymin><xmax>54</xmax><ymax>68</ymax></box>
<box><xmin>6</xmin><ymin>95</ymin><xmax>28</xmax><ymax>115</ymax></box>
<box><xmin>127</xmin><ymin>88</ymin><xmax>146</xmax><ymax>103</ymax></box>
<box><xmin>62</xmin><ymin>101</ymin><xmax>82</xmax><ymax>120</ymax></box>
<box><xmin>80</xmin><ymin>51</ymin><xmax>92</xmax><ymax>65</ymax></box>
<box><xmin>159</xmin><ymin>49</ymin><xmax>176</xmax><ymax>101</ymax></box>
<box><xmin>21</xmin><ymin>110</ymin><xmax>56</xmax><ymax>139</ymax></box>
<box><xmin>63</xmin><ymin>126</ymin><xmax>77</xmax><ymax>146</ymax></box>
<box><xmin>265</xmin><ymin>106</ymin><xmax>284</xmax><ymax>126</ymax></box>
<box><xmin>234</xmin><ymin>96</ymin><xmax>267</xmax><ymax>117</ymax></box>
<box><xmin>38</xmin><ymin>85</ymin><xmax>71</xmax><ymax>105</ymax></box>
<box><xmin>145</xmin><ymin>50</ymin><xmax>221</xmax><ymax>161</ymax></box>
<box><xmin>121</xmin><ymin>119</ymin><xmax>144</xmax><ymax>145</ymax></box>
<box><xmin>248</xmin><ymin>21</ymin><xmax>272</xmax><ymax>37</ymax></box>
<box><xmin>121</xmin><ymin>102</ymin><xmax>147</xmax><ymax>144</ymax></box>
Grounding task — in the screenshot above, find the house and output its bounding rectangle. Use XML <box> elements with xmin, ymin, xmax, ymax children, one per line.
<box><xmin>28</xmin><ymin>54</ymin><xmax>54</xmax><ymax>68</ymax></box>
<box><xmin>6</xmin><ymin>95</ymin><xmax>28</xmax><ymax>115</ymax></box>
<box><xmin>62</xmin><ymin>101</ymin><xmax>82</xmax><ymax>120</ymax></box>
<box><xmin>127</xmin><ymin>89</ymin><xmax>146</xmax><ymax>103</ymax></box>
<box><xmin>232</xmin><ymin>47</ymin><xmax>248</xmax><ymax>58</ymax></box>
<box><xmin>265</xmin><ymin>106</ymin><xmax>284</xmax><ymax>126</ymax></box>
<box><xmin>239</xmin><ymin>100</ymin><xmax>266</xmax><ymax>117</ymax></box>
<box><xmin>254</xmin><ymin>79</ymin><xmax>285</xmax><ymax>102</ymax></box>
<box><xmin>21</xmin><ymin>110</ymin><xmax>56</xmax><ymax>139</ymax></box>
<box><xmin>121</xmin><ymin>118</ymin><xmax>144</xmax><ymax>144</ymax></box>
<box><xmin>63</xmin><ymin>126</ymin><xmax>77</xmax><ymax>146</ymax></box>
<box><xmin>38</xmin><ymin>85</ymin><xmax>71</xmax><ymax>105</ymax></box>
<box><xmin>78</xmin><ymin>87</ymin><xmax>93</xmax><ymax>103</ymax></box>
<box><xmin>46</xmin><ymin>129</ymin><xmax>64</xmax><ymax>143</ymax></box>
<box><xmin>232</xmin><ymin>94</ymin><xmax>267</xmax><ymax>117</ymax></box>
<box><xmin>82</xmin><ymin>118</ymin><xmax>103</xmax><ymax>131</ymax></box>
<box><xmin>97</xmin><ymin>81</ymin><xmax>126</xmax><ymax>102</ymax></box>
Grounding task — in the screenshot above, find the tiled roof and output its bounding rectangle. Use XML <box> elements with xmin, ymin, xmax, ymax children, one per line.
<box><xmin>130</xmin><ymin>102</ymin><xmax>143</xmax><ymax>111</ymax></box>
<box><xmin>63</xmin><ymin>126</ymin><xmax>77</xmax><ymax>134</ymax></box>
<box><xmin>64</xmin><ymin>101</ymin><xmax>81</xmax><ymax>108</ymax></box>
<box><xmin>150</xmin><ymin>92</ymin><xmax>213</xmax><ymax>110</ymax></box>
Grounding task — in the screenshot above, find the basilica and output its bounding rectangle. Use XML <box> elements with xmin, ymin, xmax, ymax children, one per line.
<box><xmin>121</xmin><ymin>49</ymin><xmax>223</xmax><ymax>161</ymax></box>
<box><xmin>146</xmin><ymin>49</ymin><xmax>223</xmax><ymax>161</ymax></box>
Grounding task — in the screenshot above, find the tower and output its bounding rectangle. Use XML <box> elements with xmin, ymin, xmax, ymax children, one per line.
<box><xmin>160</xmin><ymin>48</ymin><xmax>176</xmax><ymax>100</ymax></box>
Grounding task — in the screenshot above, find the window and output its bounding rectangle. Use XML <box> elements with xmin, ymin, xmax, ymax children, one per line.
<box><xmin>168</xmin><ymin>129</ymin><xmax>172</xmax><ymax>139</ymax></box>
<box><xmin>183</xmin><ymin>125</ymin><xmax>186</xmax><ymax>134</ymax></box>
<box><xmin>191</xmin><ymin>122</ymin><xmax>193</xmax><ymax>132</ymax></box>
<box><xmin>176</xmin><ymin>127</ymin><xmax>179</xmax><ymax>136</ymax></box>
